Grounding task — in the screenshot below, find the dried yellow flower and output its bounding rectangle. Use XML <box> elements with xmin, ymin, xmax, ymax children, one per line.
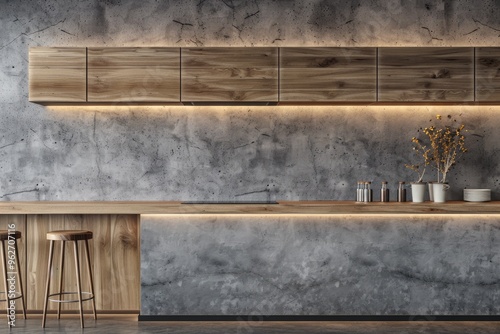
<box><xmin>406</xmin><ymin>136</ymin><xmax>430</xmax><ymax>183</ymax></box>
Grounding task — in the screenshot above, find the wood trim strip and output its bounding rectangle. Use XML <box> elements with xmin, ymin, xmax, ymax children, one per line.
<box><xmin>1</xmin><ymin>201</ymin><xmax>500</xmax><ymax>215</ymax></box>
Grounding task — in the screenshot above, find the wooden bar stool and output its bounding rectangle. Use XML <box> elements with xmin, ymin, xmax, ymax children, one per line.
<box><xmin>42</xmin><ymin>230</ymin><xmax>96</xmax><ymax>328</ymax></box>
<box><xmin>0</xmin><ymin>230</ymin><xmax>26</xmax><ymax>326</ymax></box>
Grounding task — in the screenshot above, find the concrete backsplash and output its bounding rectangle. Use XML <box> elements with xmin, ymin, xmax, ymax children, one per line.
<box><xmin>1</xmin><ymin>0</ymin><xmax>499</xmax><ymax>201</ymax></box>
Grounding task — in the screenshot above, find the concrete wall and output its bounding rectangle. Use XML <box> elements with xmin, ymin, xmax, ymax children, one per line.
<box><xmin>1</xmin><ymin>0</ymin><xmax>500</xmax><ymax>201</ymax></box>
<box><xmin>141</xmin><ymin>214</ymin><xmax>500</xmax><ymax>315</ymax></box>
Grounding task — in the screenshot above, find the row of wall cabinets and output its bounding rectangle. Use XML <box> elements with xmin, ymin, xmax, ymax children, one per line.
<box><xmin>29</xmin><ymin>47</ymin><xmax>500</xmax><ymax>103</ymax></box>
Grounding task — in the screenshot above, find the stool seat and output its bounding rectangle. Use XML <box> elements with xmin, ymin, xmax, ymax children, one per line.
<box><xmin>46</xmin><ymin>230</ymin><xmax>92</xmax><ymax>241</ymax></box>
<box><xmin>0</xmin><ymin>230</ymin><xmax>21</xmax><ymax>240</ymax></box>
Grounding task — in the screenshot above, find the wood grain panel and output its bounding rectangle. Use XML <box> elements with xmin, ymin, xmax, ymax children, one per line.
<box><xmin>0</xmin><ymin>215</ymin><xmax>26</xmax><ymax>312</ymax></box>
<box><xmin>476</xmin><ymin>47</ymin><xmax>500</xmax><ymax>102</ymax></box>
<box><xmin>280</xmin><ymin>47</ymin><xmax>376</xmax><ymax>102</ymax></box>
<box><xmin>378</xmin><ymin>47</ymin><xmax>474</xmax><ymax>102</ymax></box>
<box><xmin>88</xmin><ymin>48</ymin><xmax>180</xmax><ymax>102</ymax></box>
<box><xmin>83</xmin><ymin>215</ymin><xmax>139</xmax><ymax>311</ymax></box>
<box><xmin>29</xmin><ymin>47</ymin><xmax>87</xmax><ymax>102</ymax></box>
<box><xmin>27</xmin><ymin>214</ymin><xmax>139</xmax><ymax>311</ymax></box>
<box><xmin>182</xmin><ymin>48</ymin><xmax>278</xmax><ymax>102</ymax></box>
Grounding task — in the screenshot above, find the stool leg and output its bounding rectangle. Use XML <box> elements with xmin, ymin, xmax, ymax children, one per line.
<box><xmin>14</xmin><ymin>239</ymin><xmax>27</xmax><ymax>319</ymax></box>
<box><xmin>57</xmin><ymin>241</ymin><xmax>65</xmax><ymax>319</ymax></box>
<box><xmin>42</xmin><ymin>240</ymin><xmax>55</xmax><ymax>328</ymax></box>
<box><xmin>84</xmin><ymin>239</ymin><xmax>97</xmax><ymax>320</ymax></box>
<box><xmin>1</xmin><ymin>240</ymin><xmax>11</xmax><ymax>327</ymax></box>
<box><xmin>73</xmin><ymin>241</ymin><xmax>84</xmax><ymax>328</ymax></box>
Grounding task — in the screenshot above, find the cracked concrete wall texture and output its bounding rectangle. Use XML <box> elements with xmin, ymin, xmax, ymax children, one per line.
<box><xmin>141</xmin><ymin>214</ymin><xmax>500</xmax><ymax>315</ymax></box>
<box><xmin>1</xmin><ymin>0</ymin><xmax>500</xmax><ymax>200</ymax></box>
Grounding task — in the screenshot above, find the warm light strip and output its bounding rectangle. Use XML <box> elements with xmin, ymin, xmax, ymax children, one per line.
<box><xmin>45</xmin><ymin>104</ymin><xmax>500</xmax><ymax>113</ymax></box>
<box><xmin>142</xmin><ymin>213</ymin><xmax>500</xmax><ymax>218</ymax></box>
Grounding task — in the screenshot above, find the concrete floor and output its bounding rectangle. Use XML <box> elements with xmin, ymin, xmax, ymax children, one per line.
<box><xmin>4</xmin><ymin>315</ymin><xmax>500</xmax><ymax>333</ymax></box>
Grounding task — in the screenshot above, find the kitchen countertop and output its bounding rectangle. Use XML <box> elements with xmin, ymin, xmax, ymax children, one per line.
<box><xmin>0</xmin><ymin>201</ymin><xmax>499</xmax><ymax>214</ymax></box>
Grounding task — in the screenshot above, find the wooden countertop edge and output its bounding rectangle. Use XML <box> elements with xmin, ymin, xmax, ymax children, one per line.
<box><xmin>0</xmin><ymin>201</ymin><xmax>499</xmax><ymax>214</ymax></box>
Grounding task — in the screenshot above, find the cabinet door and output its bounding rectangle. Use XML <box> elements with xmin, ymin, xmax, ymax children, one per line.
<box><xmin>378</xmin><ymin>47</ymin><xmax>474</xmax><ymax>102</ymax></box>
<box><xmin>182</xmin><ymin>48</ymin><xmax>278</xmax><ymax>102</ymax></box>
<box><xmin>280</xmin><ymin>48</ymin><xmax>376</xmax><ymax>102</ymax></box>
<box><xmin>476</xmin><ymin>47</ymin><xmax>500</xmax><ymax>102</ymax></box>
<box><xmin>29</xmin><ymin>47</ymin><xmax>87</xmax><ymax>102</ymax></box>
<box><xmin>88</xmin><ymin>48</ymin><xmax>180</xmax><ymax>102</ymax></box>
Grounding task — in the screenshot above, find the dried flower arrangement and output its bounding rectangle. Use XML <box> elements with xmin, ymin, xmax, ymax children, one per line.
<box><xmin>422</xmin><ymin>114</ymin><xmax>467</xmax><ymax>183</ymax></box>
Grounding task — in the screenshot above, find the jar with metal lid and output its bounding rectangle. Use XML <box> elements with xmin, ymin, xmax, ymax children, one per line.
<box><xmin>380</xmin><ymin>181</ymin><xmax>389</xmax><ymax>202</ymax></box>
<box><xmin>397</xmin><ymin>181</ymin><xmax>406</xmax><ymax>202</ymax></box>
<box><xmin>364</xmin><ymin>182</ymin><xmax>373</xmax><ymax>203</ymax></box>
<box><xmin>356</xmin><ymin>181</ymin><xmax>364</xmax><ymax>202</ymax></box>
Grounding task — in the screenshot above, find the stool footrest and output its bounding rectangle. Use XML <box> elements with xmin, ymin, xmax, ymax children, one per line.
<box><xmin>48</xmin><ymin>292</ymin><xmax>94</xmax><ymax>303</ymax></box>
<box><xmin>0</xmin><ymin>291</ymin><xmax>23</xmax><ymax>302</ymax></box>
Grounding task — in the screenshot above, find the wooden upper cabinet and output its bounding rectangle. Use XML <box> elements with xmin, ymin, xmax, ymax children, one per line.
<box><xmin>181</xmin><ymin>48</ymin><xmax>278</xmax><ymax>102</ymax></box>
<box><xmin>280</xmin><ymin>48</ymin><xmax>376</xmax><ymax>102</ymax></box>
<box><xmin>476</xmin><ymin>47</ymin><xmax>500</xmax><ymax>102</ymax></box>
<box><xmin>30</xmin><ymin>46</ymin><xmax>500</xmax><ymax>105</ymax></box>
<box><xmin>29</xmin><ymin>47</ymin><xmax>87</xmax><ymax>102</ymax></box>
<box><xmin>88</xmin><ymin>48</ymin><xmax>180</xmax><ymax>102</ymax></box>
<box><xmin>378</xmin><ymin>47</ymin><xmax>474</xmax><ymax>102</ymax></box>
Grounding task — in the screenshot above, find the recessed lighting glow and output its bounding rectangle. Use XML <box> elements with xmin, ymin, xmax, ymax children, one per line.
<box><xmin>142</xmin><ymin>213</ymin><xmax>500</xmax><ymax>218</ymax></box>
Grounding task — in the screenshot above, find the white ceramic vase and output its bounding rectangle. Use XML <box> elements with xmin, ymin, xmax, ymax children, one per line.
<box><xmin>411</xmin><ymin>183</ymin><xmax>426</xmax><ymax>202</ymax></box>
<box><xmin>427</xmin><ymin>182</ymin><xmax>434</xmax><ymax>202</ymax></box>
<box><xmin>432</xmin><ymin>183</ymin><xmax>450</xmax><ymax>203</ymax></box>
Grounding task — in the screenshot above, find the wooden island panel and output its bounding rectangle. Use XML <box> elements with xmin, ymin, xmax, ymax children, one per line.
<box><xmin>29</xmin><ymin>47</ymin><xmax>87</xmax><ymax>102</ymax></box>
<box><xmin>88</xmin><ymin>47</ymin><xmax>180</xmax><ymax>102</ymax></box>
<box><xmin>84</xmin><ymin>214</ymin><xmax>140</xmax><ymax>311</ymax></box>
<box><xmin>378</xmin><ymin>47</ymin><xmax>474</xmax><ymax>102</ymax></box>
<box><xmin>26</xmin><ymin>214</ymin><xmax>139</xmax><ymax>312</ymax></box>
<box><xmin>280</xmin><ymin>47</ymin><xmax>377</xmax><ymax>102</ymax></box>
<box><xmin>476</xmin><ymin>47</ymin><xmax>500</xmax><ymax>102</ymax></box>
<box><xmin>181</xmin><ymin>48</ymin><xmax>278</xmax><ymax>102</ymax></box>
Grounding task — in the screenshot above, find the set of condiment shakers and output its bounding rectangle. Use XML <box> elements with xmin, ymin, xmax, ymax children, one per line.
<box><xmin>356</xmin><ymin>181</ymin><xmax>407</xmax><ymax>202</ymax></box>
<box><xmin>356</xmin><ymin>181</ymin><xmax>373</xmax><ymax>202</ymax></box>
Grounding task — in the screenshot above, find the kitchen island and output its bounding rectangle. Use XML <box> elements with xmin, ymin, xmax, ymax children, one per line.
<box><xmin>0</xmin><ymin>201</ymin><xmax>499</xmax><ymax>319</ymax></box>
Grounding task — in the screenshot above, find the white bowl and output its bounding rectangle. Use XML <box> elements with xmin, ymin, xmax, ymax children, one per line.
<box><xmin>464</xmin><ymin>189</ymin><xmax>491</xmax><ymax>202</ymax></box>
